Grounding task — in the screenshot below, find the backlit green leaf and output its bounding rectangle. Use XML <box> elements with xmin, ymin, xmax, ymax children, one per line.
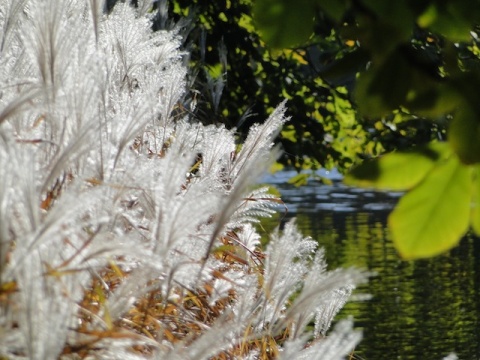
<box><xmin>344</xmin><ymin>142</ymin><xmax>450</xmax><ymax>191</ymax></box>
<box><xmin>388</xmin><ymin>154</ymin><xmax>472</xmax><ymax>259</ymax></box>
<box><xmin>470</xmin><ymin>165</ymin><xmax>480</xmax><ymax>235</ymax></box>
<box><xmin>404</xmin><ymin>85</ymin><xmax>459</xmax><ymax>118</ymax></box>
<box><xmin>448</xmin><ymin>101</ymin><xmax>480</xmax><ymax>165</ymax></box>
<box><xmin>281</xmin><ymin>125</ymin><xmax>297</xmax><ymax>143</ymax></box>
<box><xmin>355</xmin><ymin>48</ymin><xmax>412</xmax><ymax>117</ymax></box>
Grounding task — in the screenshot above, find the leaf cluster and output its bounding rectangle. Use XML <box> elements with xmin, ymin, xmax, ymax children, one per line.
<box><xmin>345</xmin><ymin>143</ymin><xmax>475</xmax><ymax>259</ymax></box>
<box><xmin>255</xmin><ymin>0</ymin><xmax>480</xmax><ymax>162</ymax></box>
<box><xmin>255</xmin><ymin>0</ymin><xmax>480</xmax><ymax>259</ymax></box>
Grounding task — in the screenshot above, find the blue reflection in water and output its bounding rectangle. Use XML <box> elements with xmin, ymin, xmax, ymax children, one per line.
<box><xmin>261</xmin><ymin>170</ymin><xmax>480</xmax><ymax>360</ymax></box>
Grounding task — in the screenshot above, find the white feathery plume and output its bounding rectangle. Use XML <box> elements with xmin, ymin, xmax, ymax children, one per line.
<box><xmin>279</xmin><ymin>319</ymin><xmax>362</xmax><ymax>360</ymax></box>
<box><xmin>0</xmin><ymin>0</ymin><xmax>368</xmax><ymax>358</ymax></box>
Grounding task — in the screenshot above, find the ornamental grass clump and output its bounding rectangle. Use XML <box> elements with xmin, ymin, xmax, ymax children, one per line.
<box><xmin>0</xmin><ymin>1</ymin><xmax>366</xmax><ymax>359</ymax></box>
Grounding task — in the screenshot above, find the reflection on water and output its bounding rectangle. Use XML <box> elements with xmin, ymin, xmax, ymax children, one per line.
<box><xmin>261</xmin><ymin>170</ymin><xmax>480</xmax><ymax>360</ymax></box>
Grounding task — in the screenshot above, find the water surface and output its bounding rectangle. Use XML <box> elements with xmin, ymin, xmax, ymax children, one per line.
<box><xmin>261</xmin><ymin>170</ymin><xmax>480</xmax><ymax>360</ymax></box>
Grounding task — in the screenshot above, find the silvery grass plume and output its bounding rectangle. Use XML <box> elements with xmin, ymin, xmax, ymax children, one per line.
<box><xmin>0</xmin><ymin>0</ymin><xmax>367</xmax><ymax>359</ymax></box>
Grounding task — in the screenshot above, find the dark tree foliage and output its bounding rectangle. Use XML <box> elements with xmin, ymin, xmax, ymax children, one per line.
<box><xmin>119</xmin><ymin>0</ymin><xmax>463</xmax><ymax>172</ymax></box>
<box><xmin>159</xmin><ymin>0</ymin><xmax>457</xmax><ymax>172</ymax></box>
<box><xmin>151</xmin><ymin>0</ymin><xmax>382</xmax><ymax>172</ymax></box>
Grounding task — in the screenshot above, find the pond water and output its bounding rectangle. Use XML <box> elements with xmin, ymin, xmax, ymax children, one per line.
<box><xmin>260</xmin><ymin>170</ymin><xmax>480</xmax><ymax>360</ymax></box>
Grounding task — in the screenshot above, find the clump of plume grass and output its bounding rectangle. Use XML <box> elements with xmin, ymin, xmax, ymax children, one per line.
<box><xmin>0</xmin><ymin>1</ymin><xmax>367</xmax><ymax>359</ymax></box>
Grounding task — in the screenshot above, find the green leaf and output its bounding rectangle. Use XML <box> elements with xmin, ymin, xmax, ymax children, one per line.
<box><xmin>355</xmin><ymin>48</ymin><xmax>412</xmax><ymax>117</ymax></box>
<box><xmin>446</xmin><ymin>73</ymin><xmax>480</xmax><ymax>164</ymax></box>
<box><xmin>281</xmin><ymin>124</ymin><xmax>297</xmax><ymax>143</ymax></box>
<box><xmin>356</xmin><ymin>45</ymin><xmax>460</xmax><ymax>118</ymax></box>
<box><xmin>361</xmin><ymin>0</ymin><xmax>414</xmax><ymax>41</ymax></box>
<box><xmin>388</xmin><ymin>154</ymin><xmax>472</xmax><ymax>260</ymax></box>
<box><xmin>288</xmin><ymin>173</ymin><xmax>309</xmax><ymax>187</ymax></box>
<box><xmin>419</xmin><ymin>3</ymin><xmax>475</xmax><ymax>42</ymax></box>
<box><xmin>270</xmin><ymin>162</ymin><xmax>285</xmax><ymax>173</ymax></box>
<box><xmin>316</xmin><ymin>0</ymin><xmax>347</xmax><ymax>22</ymax></box>
<box><xmin>344</xmin><ymin>142</ymin><xmax>450</xmax><ymax>191</ymax></box>
<box><xmin>448</xmin><ymin>102</ymin><xmax>480</xmax><ymax>165</ymax></box>
<box><xmin>417</xmin><ymin>3</ymin><xmax>438</xmax><ymax>28</ymax></box>
<box><xmin>404</xmin><ymin>85</ymin><xmax>459</xmax><ymax>118</ymax></box>
<box><xmin>253</xmin><ymin>0</ymin><xmax>316</xmax><ymax>48</ymax></box>
<box><xmin>470</xmin><ymin>165</ymin><xmax>480</xmax><ymax>236</ymax></box>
